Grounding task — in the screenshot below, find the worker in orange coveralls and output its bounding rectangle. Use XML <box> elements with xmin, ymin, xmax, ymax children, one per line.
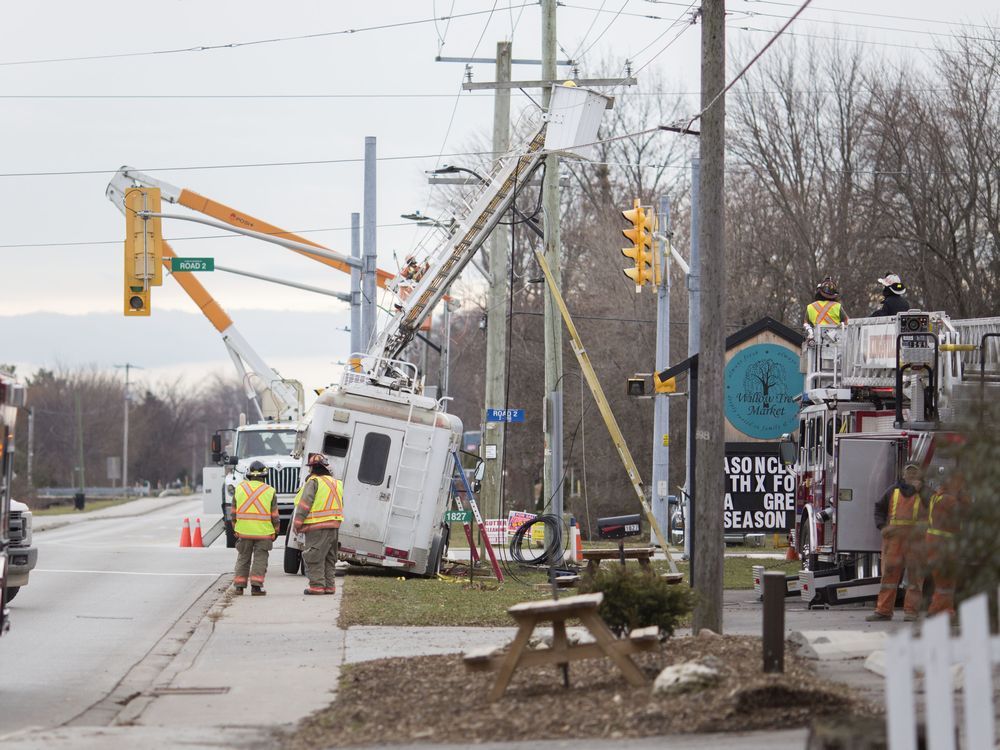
<box><xmin>925</xmin><ymin>469</ymin><xmax>969</xmax><ymax>617</ymax></box>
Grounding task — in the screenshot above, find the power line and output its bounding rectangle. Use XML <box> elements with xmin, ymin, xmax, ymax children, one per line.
<box><xmin>735</xmin><ymin>0</ymin><xmax>1000</xmax><ymax>32</ymax></box>
<box><xmin>731</xmin><ymin>24</ymin><xmax>943</xmax><ymax>52</ymax></box>
<box><xmin>575</xmin><ymin>0</ymin><xmax>632</xmax><ymax>62</ymax></box>
<box><xmin>0</xmin><ymin>222</ymin><xmax>416</xmax><ymax>250</ymax></box>
<box><xmin>0</xmin><ymin>4</ymin><xmax>536</xmax><ymax>68</ymax></box>
<box><xmin>0</xmin><ymin>93</ymin><xmax>497</xmax><ymax>100</ymax></box>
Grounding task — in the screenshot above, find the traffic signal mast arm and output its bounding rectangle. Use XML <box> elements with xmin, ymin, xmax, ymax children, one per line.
<box><xmin>107</xmin><ymin>167</ymin><xmax>396</xmax><ymax>288</ymax></box>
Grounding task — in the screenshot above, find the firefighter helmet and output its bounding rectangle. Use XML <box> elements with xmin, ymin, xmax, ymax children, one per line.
<box><xmin>307</xmin><ymin>452</ymin><xmax>329</xmax><ymax>468</ymax></box>
<box><xmin>816</xmin><ymin>276</ymin><xmax>840</xmax><ymax>301</ymax></box>
<box><xmin>246</xmin><ymin>460</ymin><xmax>268</xmax><ymax>479</ymax></box>
<box><xmin>878</xmin><ymin>273</ymin><xmax>906</xmax><ymax>295</ymax></box>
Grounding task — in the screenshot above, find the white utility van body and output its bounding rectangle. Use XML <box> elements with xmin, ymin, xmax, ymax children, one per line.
<box><xmin>293</xmin><ymin>360</ymin><xmax>462</xmax><ymax>577</ymax></box>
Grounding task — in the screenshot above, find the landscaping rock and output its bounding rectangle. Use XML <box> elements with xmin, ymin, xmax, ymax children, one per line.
<box><xmin>653</xmin><ymin>661</ymin><xmax>720</xmax><ymax>695</ymax></box>
<box><xmin>697</xmin><ymin>628</ymin><xmax>720</xmax><ymax>639</ymax></box>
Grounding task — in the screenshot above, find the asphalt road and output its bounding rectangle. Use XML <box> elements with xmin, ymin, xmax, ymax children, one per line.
<box><xmin>0</xmin><ymin>497</ymin><xmax>232</xmax><ymax>736</ymax></box>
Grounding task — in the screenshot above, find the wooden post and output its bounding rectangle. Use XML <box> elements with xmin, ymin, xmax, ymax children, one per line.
<box><xmin>762</xmin><ymin>571</ymin><xmax>784</xmax><ymax>673</ymax></box>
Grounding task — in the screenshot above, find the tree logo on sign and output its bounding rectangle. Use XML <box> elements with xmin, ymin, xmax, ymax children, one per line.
<box><xmin>724</xmin><ymin>344</ymin><xmax>802</xmax><ymax>439</ymax></box>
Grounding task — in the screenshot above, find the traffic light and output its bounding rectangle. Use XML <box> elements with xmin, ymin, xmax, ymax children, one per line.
<box><xmin>653</xmin><ymin>371</ymin><xmax>676</xmax><ymax>394</ymax></box>
<box><xmin>123</xmin><ymin>187</ymin><xmax>163</xmax><ymax>316</ymax></box>
<box><xmin>621</xmin><ymin>198</ymin><xmax>655</xmax><ymax>290</ymax></box>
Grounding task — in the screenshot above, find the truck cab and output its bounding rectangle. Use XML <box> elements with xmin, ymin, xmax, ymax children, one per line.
<box><xmin>211</xmin><ymin>421</ymin><xmax>302</xmax><ymax>547</ymax></box>
<box><xmin>4</xmin><ymin>499</ymin><xmax>36</xmax><ymax>601</ymax></box>
<box><xmin>1</xmin><ymin>371</ymin><xmax>27</xmax><ymax>636</ymax></box>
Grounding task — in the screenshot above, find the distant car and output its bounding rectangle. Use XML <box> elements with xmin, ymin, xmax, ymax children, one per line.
<box><xmin>6</xmin><ymin>500</ymin><xmax>37</xmax><ymax>601</ymax></box>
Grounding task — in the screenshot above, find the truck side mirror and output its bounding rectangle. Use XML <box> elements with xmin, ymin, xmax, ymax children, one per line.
<box><xmin>778</xmin><ymin>438</ymin><xmax>796</xmax><ymax>467</ymax></box>
<box><xmin>226</xmin><ymin>454</ymin><xmax>239</xmax><ymax>467</ymax></box>
<box><xmin>210</xmin><ymin>433</ymin><xmax>223</xmax><ymax>464</ymax></box>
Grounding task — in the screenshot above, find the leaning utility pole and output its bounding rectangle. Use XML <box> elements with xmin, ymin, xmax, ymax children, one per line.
<box><xmin>481</xmin><ymin>40</ymin><xmax>512</xmax><ymax>529</ymax></box>
<box><xmin>541</xmin><ymin>0</ymin><xmax>564</xmax><ymax>537</ymax></box>
<box><xmin>693</xmin><ymin>0</ymin><xmax>727</xmax><ymax>634</ymax></box>
<box><xmin>362</xmin><ymin>137</ymin><xmax>378</xmax><ymax>351</ymax></box>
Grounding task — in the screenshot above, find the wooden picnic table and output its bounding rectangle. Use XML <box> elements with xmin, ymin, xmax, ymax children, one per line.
<box><xmin>463</xmin><ymin>592</ymin><xmax>658</xmax><ymax>701</ymax></box>
<box><xmin>580</xmin><ymin>546</ymin><xmax>656</xmax><ymax>577</ymax></box>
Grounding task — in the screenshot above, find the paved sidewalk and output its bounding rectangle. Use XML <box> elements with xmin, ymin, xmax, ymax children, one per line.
<box><xmin>32</xmin><ymin>494</ymin><xmax>200</xmax><ymax>533</ymax></box>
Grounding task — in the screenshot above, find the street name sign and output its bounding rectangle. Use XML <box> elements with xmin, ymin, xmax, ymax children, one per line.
<box><xmin>486</xmin><ymin>408</ymin><xmax>525</xmax><ymax>423</ymax></box>
<box><xmin>171</xmin><ymin>257</ymin><xmax>215</xmax><ymax>272</ymax></box>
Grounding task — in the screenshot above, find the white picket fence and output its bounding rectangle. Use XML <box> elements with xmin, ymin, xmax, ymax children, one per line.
<box><xmin>886</xmin><ymin>591</ymin><xmax>998</xmax><ymax>749</ymax></box>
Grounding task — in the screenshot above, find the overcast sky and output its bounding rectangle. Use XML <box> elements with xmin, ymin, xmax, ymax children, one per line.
<box><xmin>1</xmin><ymin>0</ymin><xmax>996</xmax><ymax>391</ymax></box>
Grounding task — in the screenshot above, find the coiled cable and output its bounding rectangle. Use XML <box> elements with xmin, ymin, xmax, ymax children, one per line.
<box><xmin>509</xmin><ymin>514</ymin><xmax>564</xmax><ymax>566</ymax></box>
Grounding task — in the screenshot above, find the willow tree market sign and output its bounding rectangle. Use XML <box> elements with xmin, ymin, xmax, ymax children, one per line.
<box><xmin>170</xmin><ymin>257</ymin><xmax>214</xmax><ymax>272</ymax></box>
<box><xmin>724</xmin><ymin>344</ymin><xmax>802</xmax><ymax>440</ymax></box>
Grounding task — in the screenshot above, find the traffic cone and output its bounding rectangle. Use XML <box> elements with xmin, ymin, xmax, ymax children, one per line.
<box><xmin>179</xmin><ymin>517</ymin><xmax>192</xmax><ymax>548</ymax></box>
<box><xmin>786</xmin><ymin>544</ymin><xmax>799</xmax><ymax>562</ymax></box>
<box><xmin>571</xmin><ymin>517</ymin><xmax>584</xmax><ymax>563</ymax></box>
<box><xmin>191</xmin><ymin>518</ymin><xmax>204</xmax><ymax>548</ymax></box>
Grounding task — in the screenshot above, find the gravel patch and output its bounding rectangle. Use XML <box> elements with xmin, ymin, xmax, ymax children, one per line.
<box><xmin>288</xmin><ymin>635</ymin><xmax>878</xmax><ymax>747</ymax></box>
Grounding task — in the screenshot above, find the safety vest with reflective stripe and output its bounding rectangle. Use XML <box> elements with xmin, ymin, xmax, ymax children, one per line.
<box><xmin>807</xmin><ymin>300</ymin><xmax>843</xmax><ymax>325</ymax></box>
<box><xmin>927</xmin><ymin>492</ymin><xmax>960</xmax><ymax>538</ymax></box>
<box><xmin>296</xmin><ymin>475</ymin><xmax>344</xmax><ymax>527</ymax></box>
<box><xmin>889</xmin><ymin>488</ymin><xmax>922</xmax><ymax>526</ymax></box>
<box><xmin>233</xmin><ymin>480</ymin><xmax>277</xmax><ymax>539</ymax></box>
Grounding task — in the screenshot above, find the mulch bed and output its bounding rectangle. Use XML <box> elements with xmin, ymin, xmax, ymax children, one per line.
<box><xmin>288</xmin><ymin>634</ymin><xmax>879</xmax><ymax>747</ymax></box>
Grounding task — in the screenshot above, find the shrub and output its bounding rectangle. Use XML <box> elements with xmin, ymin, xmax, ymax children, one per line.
<box><xmin>578</xmin><ymin>565</ymin><xmax>694</xmax><ymax>639</ymax></box>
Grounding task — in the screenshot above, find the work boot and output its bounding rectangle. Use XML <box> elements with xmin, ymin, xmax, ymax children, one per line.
<box><xmin>251</xmin><ymin>586</ymin><xmax>266</xmax><ymax>596</ymax></box>
<box><xmin>866</xmin><ymin>612</ymin><xmax>892</xmax><ymax>622</ymax></box>
<box><xmin>233</xmin><ymin>586</ymin><xmax>245</xmax><ymax>596</ymax></box>
<box><xmin>902</xmin><ymin>612</ymin><xmax>919</xmax><ymax>622</ymax></box>
<box><xmin>324</xmin><ymin>587</ymin><xmax>336</xmax><ymax>595</ymax></box>
<box><xmin>303</xmin><ymin>587</ymin><xmax>325</xmax><ymax>595</ymax></box>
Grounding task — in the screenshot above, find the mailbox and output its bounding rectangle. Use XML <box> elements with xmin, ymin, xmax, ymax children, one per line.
<box><xmin>597</xmin><ymin>514</ymin><xmax>642</xmax><ymax>540</ymax></box>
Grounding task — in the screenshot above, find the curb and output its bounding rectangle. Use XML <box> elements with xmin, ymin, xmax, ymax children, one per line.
<box><xmin>33</xmin><ymin>495</ymin><xmax>198</xmax><ymax>533</ymax></box>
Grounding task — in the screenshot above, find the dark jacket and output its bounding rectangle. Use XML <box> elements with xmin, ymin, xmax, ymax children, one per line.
<box><xmin>874</xmin><ymin>482</ymin><xmax>923</xmax><ymax>529</ymax></box>
<box><xmin>870</xmin><ymin>294</ymin><xmax>910</xmax><ymax>318</ymax></box>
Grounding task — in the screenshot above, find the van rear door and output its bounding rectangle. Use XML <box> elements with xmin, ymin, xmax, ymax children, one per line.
<box><xmin>344</xmin><ymin>423</ymin><xmax>404</xmax><ymax>543</ymax></box>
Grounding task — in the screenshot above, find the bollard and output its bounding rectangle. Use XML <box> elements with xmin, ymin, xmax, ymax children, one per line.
<box><xmin>762</xmin><ymin>571</ymin><xmax>785</xmax><ymax>673</ymax></box>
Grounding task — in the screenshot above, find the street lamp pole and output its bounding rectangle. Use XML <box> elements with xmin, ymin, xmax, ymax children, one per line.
<box><xmin>115</xmin><ymin>363</ymin><xmax>142</xmax><ymax>498</ymax></box>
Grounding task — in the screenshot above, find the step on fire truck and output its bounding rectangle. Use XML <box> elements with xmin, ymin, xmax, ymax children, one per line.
<box><xmin>783</xmin><ymin>311</ymin><xmax>1000</xmax><ymax>606</ymax></box>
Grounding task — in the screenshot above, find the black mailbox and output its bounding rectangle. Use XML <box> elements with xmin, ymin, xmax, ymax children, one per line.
<box><xmin>597</xmin><ymin>514</ymin><xmax>642</xmax><ymax>540</ymax></box>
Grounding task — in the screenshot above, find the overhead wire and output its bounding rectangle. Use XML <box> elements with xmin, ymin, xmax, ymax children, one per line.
<box><xmin>574</xmin><ymin>0</ymin><xmax>631</xmax><ymax>63</ymax></box>
<box><xmin>0</xmin><ymin>3</ymin><xmax>536</xmax><ymax>67</ymax></box>
<box><xmin>736</xmin><ymin>0</ymin><xmax>1000</xmax><ymax>32</ymax></box>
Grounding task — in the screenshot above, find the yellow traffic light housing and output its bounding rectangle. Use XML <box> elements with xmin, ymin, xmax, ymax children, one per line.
<box><xmin>621</xmin><ymin>198</ymin><xmax>655</xmax><ymax>290</ymax></box>
<box><xmin>123</xmin><ymin>187</ymin><xmax>163</xmax><ymax>317</ymax></box>
<box><xmin>654</xmin><ymin>371</ymin><xmax>676</xmax><ymax>394</ymax></box>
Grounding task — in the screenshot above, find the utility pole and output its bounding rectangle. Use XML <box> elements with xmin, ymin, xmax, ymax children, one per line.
<box><xmin>542</xmin><ymin>0</ymin><xmax>565</xmax><ymax>546</ymax></box>
<box><xmin>115</xmin><ymin>363</ymin><xmax>140</xmax><ymax>498</ymax></box>
<box><xmin>26</xmin><ymin>407</ymin><xmax>34</xmax><ymax>488</ymax></box>
<box><xmin>652</xmin><ymin>196</ymin><xmax>672</xmax><ymax>545</ymax></box>
<box><xmin>685</xmin><ymin>157</ymin><xmax>701</xmax><ymax>562</ymax></box>
<box><xmin>362</xmin><ymin>137</ymin><xmax>378</xmax><ymax>351</ymax></box>
<box><xmin>350</xmin><ymin>211</ymin><xmax>362</xmax><ymax>366</ymax></box>
<box><xmin>693</xmin><ymin>0</ymin><xmax>727</xmax><ymax>635</ymax></box>
<box><xmin>440</xmin><ymin>298</ymin><xmax>457</xmax><ymax>407</ymax></box>
<box><xmin>482</xmin><ymin>40</ymin><xmax>512</xmax><ymax>528</ymax></box>
<box><xmin>75</xmin><ymin>393</ymin><xmax>85</xmax><ymax>494</ymax></box>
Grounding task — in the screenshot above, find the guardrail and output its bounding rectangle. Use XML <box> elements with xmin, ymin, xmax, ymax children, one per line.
<box><xmin>35</xmin><ymin>486</ymin><xmax>152</xmax><ymax>499</ymax></box>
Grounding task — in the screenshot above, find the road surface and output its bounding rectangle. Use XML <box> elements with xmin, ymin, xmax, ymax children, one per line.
<box><xmin>0</xmin><ymin>497</ymin><xmax>231</xmax><ymax>736</ymax></box>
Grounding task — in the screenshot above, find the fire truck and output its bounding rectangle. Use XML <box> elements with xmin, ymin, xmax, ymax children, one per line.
<box><xmin>783</xmin><ymin>311</ymin><xmax>1000</xmax><ymax>605</ymax></box>
<box><xmin>1</xmin><ymin>371</ymin><xmax>27</xmax><ymax>636</ymax></box>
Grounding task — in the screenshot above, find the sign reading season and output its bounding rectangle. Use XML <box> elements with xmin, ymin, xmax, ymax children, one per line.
<box><xmin>723</xmin><ymin>445</ymin><xmax>795</xmax><ymax>533</ymax></box>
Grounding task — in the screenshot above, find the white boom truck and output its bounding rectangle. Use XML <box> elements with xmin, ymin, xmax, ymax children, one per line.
<box><xmin>1</xmin><ymin>371</ymin><xmax>28</xmax><ymax>635</ymax></box>
<box><xmin>782</xmin><ymin>311</ymin><xmax>1000</xmax><ymax>605</ymax></box>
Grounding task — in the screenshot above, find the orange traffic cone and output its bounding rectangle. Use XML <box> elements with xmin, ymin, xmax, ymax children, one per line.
<box><xmin>191</xmin><ymin>518</ymin><xmax>204</xmax><ymax>548</ymax></box>
<box><xmin>179</xmin><ymin>517</ymin><xmax>192</xmax><ymax>548</ymax></box>
<box><xmin>786</xmin><ymin>544</ymin><xmax>799</xmax><ymax>562</ymax></box>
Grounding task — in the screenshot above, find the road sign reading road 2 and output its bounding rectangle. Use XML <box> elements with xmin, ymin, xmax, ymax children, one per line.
<box><xmin>486</xmin><ymin>408</ymin><xmax>525</xmax><ymax>423</ymax></box>
<box><xmin>171</xmin><ymin>257</ymin><xmax>215</xmax><ymax>272</ymax></box>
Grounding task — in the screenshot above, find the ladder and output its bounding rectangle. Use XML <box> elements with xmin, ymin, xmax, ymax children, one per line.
<box><xmin>384</xmin><ymin>403</ymin><xmax>436</xmax><ymax>556</ymax></box>
<box><xmin>450</xmin><ymin>449</ymin><xmax>504</xmax><ymax>582</ymax></box>
<box><xmin>373</xmin><ymin>126</ymin><xmax>549</xmax><ymax>363</ymax></box>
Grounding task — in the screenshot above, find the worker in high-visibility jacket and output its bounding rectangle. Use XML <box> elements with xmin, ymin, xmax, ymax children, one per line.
<box><xmin>867</xmin><ymin>464</ymin><xmax>926</xmax><ymax>621</ymax></box>
<box><xmin>804</xmin><ymin>276</ymin><xmax>848</xmax><ymax>327</ymax></box>
<box><xmin>232</xmin><ymin>460</ymin><xmax>280</xmax><ymax>596</ymax></box>
<box><xmin>925</xmin><ymin>470</ymin><xmax>969</xmax><ymax>617</ymax></box>
<box><xmin>293</xmin><ymin>453</ymin><xmax>344</xmax><ymax>596</ymax></box>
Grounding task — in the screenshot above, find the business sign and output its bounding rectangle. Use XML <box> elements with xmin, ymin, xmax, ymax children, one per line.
<box><xmin>724</xmin><ymin>344</ymin><xmax>802</xmax><ymax>440</ymax></box>
<box><xmin>724</xmin><ymin>444</ymin><xmax>795</xmax><ymax>533</ymax></box>
<box><xmin>506</xmin><ymin>510</ymin><xmax>536</xmax><ymax>535</ymax></box>
<box><xmin>486</xmin><ymin>408</ymin><xmax>525</xmax><ymax>423</ymax></box>
<box><xmin>170</xmin><ymin>257</ymin><xmax>215</xmax><ymax>272</ymax></box>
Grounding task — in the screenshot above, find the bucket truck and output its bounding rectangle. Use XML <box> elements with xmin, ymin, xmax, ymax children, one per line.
<box><xmin>1</xmin><ymin>371</ymin><xmax>28</xmax><ymax>635</ymax></box>
<box><xmin>782</xmin><ymin>311</ymin><xmax>1000</xmax><ymax>606</ymax></box>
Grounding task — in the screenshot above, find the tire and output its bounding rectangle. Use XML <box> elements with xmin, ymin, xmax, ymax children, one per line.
<box><xmin>426</xmin><ymin>524</ymin><xmax>450</xmax><ymax>577</ymax></box>
<box><xmin>224</xmin><ymin>521</ymin><xmax>237</xmax><ymax>549</ymax></box>
<box><xmin>798</xmin><ymin>518</ymin><xmax>819</xmax><ymax>571</ymax></box>
<box><xmin>284</xmin><ymin>544</ymin><xmax>302</xmax><ymax>575</ymax></box>
<box><xmin>6</xmin><ymin>587</ymin><xmax>19</xmax><ymax>602</ymax></box>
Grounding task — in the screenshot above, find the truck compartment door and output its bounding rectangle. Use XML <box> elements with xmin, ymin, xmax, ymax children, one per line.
<box><xmin>835</xmin><ymin>437</ymin><xmax>898</xmax><ymax>552</ymax></box>
<box><xmin>343</xmin><ymin>423</ymin><xmax>404</xmax><ymax>543</ymax></box>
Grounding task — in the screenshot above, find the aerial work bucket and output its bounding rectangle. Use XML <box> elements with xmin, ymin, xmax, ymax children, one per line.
<box><xmin>543</xmin><ymin>83</ymin><xmax>612</xmax><ymax>160</ymax></box>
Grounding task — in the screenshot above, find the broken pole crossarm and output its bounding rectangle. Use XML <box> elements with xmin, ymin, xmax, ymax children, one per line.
<box><xmin>143</xmin><ymin>212</ymin><xmax>361</xmax><ymax>269</ymax></box>
<box><xmin>533</xmin><ymin>248</ymin><xmax>678</xmax><ymax>574</ymax></box>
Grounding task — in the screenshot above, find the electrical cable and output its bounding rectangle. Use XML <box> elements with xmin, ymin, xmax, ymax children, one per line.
<box><xmin>509</xmin><ymin>514</ymin><xmax>564</xmax><ymax>565</ymax></box>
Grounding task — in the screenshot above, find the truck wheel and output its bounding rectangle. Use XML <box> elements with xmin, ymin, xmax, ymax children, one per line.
<box><xmin>284</xmin><ymin>545</ymin><xmax>302</xmax><ymax>575</ymax></box>
<box><xmin>5</xmin><ymin>587</ymin><xmax>19</xmax><ymax>602</ymax></box>
<box><xmin>798</xmin><ymin>519</ymin><xmax>818</xmax><ymax>571</ymax></box>
<box><xmin>224</xmin><ymin>521</ymin><xmax>237</xmax><ymax>549</ymax></box>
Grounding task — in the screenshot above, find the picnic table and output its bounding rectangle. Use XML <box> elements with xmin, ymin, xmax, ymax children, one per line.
<box><xmin>581</xmin><ymin>546</ymin><xmax>656</xmax><ymax>576</ymax></box>
<box><xmin>463</xmin><ymin>592</ymin><xmax>658</xmax><ymax>701</ymax></box>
